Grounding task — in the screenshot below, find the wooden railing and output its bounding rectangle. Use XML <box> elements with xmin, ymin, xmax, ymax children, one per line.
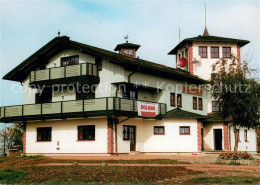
<box><xmin>0</xmin><ymin>98</ymin><xmax>167</xmax><ymax>120</ymax></box>
<box><xmin>29</xmin><ymin>63</ymin><xmax>98</xmax><ymax>83</ymax></box>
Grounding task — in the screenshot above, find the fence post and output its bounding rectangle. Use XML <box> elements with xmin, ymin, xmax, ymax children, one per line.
<box><xmin>4</xmin><ymin>107</ymin><xmax>5</xmax><ymax>118</ymax></box>
<box><xmin>80</xmin><ymin>63</ymin><xmax>82</xmax><ymax>76</ymax></box>
<box><xmin>22</xmin><ymin>105</ymin><xmax>24</xmax><ymax>117</ymax></box>
<box><xmin>86</xmin><ymin>63</ymin><xmax>89</xmax><ymax>75</ymax></box>
<box><xmin>106</xmin><ymin>97</ymin><xmax>108</xmax><ymax>111</ymax></box>
<box><xmin>119</xmin><ymin>98</ymin><xmax>121</xmax><ymax>111</ymax></box>
<box><xmin>41</xmin><ymin>104</ymin><xmax>43</xmax><ymax>117</ymax></box>
<box><xmin>34</xmin><ymin>71</ymin><xmax>36</xmax><ymax>82</ymax></box>
<box><xmin>133</xmin><ymin>100</ymin><xmax>135</xmax><ymax>112</ymax></box>
<box><xmin>49</xmin><ymin>68</ymin><xmax>51</xmax><ymax>80</ymax></box>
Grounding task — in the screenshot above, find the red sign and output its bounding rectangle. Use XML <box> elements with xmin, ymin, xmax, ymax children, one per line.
<box><xmin>137</xmin><ymin>101</ymin><xmax>158</xmax><ymax>117</ymax></box>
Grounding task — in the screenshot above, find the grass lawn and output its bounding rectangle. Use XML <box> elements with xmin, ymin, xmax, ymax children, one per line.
<box><xmin>0</xmin><ymin>157</ymin><xmax>259</xmax><ymax>184</ymax></box>
<box><xmin>189</xmin><ymin>176</ymin><xmax>260</xmax><ymax>184</ymax></box>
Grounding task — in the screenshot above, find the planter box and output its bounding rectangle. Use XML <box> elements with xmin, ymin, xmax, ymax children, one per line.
<box><xmin>7</xmin><ymin>149</ymin><xmax>22</xmax><ymax>157</ymax></box>
<box><xmin>217</xmin><ymin>159</ymin><xmax>259</xmax><ymax>166</ymax></box>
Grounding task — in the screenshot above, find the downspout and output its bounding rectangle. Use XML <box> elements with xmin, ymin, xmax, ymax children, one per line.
<box><xmin>128</xmin><ymin>67</ymin><xmax>140</xmax><ymax>83</ymax></box>
<box><xmin>114</xmin><ymin>117</ymin><xmax>129</xmax><ymax>156</ymax></box>
<box><xmin>228</xmin><ymin>125</ymin><xmax>233</xmax><ymax>151</ymax></box>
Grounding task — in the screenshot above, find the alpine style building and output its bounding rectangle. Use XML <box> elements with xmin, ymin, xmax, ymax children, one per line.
<box><xmin>0</xmin><ymin>28</ymin><xmax>257</xmax><ymax>155</ymax></box>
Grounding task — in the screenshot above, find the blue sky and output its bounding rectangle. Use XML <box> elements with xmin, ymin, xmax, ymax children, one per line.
<box><xmin>0</xmin><ymin>0</ymin><xmax>259</xmax><ymax>120</ymax></box>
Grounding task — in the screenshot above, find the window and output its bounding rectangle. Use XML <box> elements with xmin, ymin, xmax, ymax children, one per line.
<box><xmin>123</xmin><ymin>125</ymin><xmax>130</xmax><ymax>140</ymax></box>
<box><xmin>122</xmin><ymin>86</ymin><xmax>138</xmax><ymax>100</ymax></box>
<box><xmin>37</xmin><ymin>127</ymin><xmax>52</xmax><ymax>141</ymax></box>
<box><xmin>237</xmin><ymin>129</ymin><xmax>241</xmax><ymax>142</ymax></box>
<box><xmin>180</xmin><ymin>126</ymin><xmax>190</xmax><ymax>135</ymax></box>
<box><xmin>170</xmin><ymin>93</ymin><xmax>175</xmax><ymax>107</ymax></box>
<box><xmin>193</xmin><ymin>97</ymin><xmax>197</xmax><ymax>110</ymax></box>
<box><xmin>76</xmin><ymin>86</ymin><xmax>95</xmax><ymax>100</ymax></box>
<box><xmin>199</xmin><ymin>46</ymin><xmax>207</xmax><ymax>58</ymax></box>
<box><xmin>123</xmin><ymin>49</ymin><xmax>133</xmax><ymax>55</ymax></box>
<box><xmin>177</xmin><ymin>94</ymin><xmax>182</xmax><ymax>107</ymax></box>
<box><xmin>211</xmin><ymin>47</ymin><xmax>219</xmax><ymax>58</ymax></box>
<box><xmin>154</xmin><ymin>126</ymin><xmax>165</xmax><ymax>135</ymax></box>
<box><xmin>182</xmin><ymin>51</ymin><xmax>184</xmax><ymax>58</ymax></box>
<box><xmin>211</xmin><ymin>73</ymin><xmax>220</xmax><ymax>81</ymax></box>
<box><xmin>198</xmin><ymin>98</ymin><xmax>203</xmax><ymax>110</ymax></box>
<box><xmin>244</xmin><ymin>130</ymin><xmax>248</xmax><ymax>142</ymax></box>
<box><xmin>35</xmin><ymin>89</ymin><xmax>52</xmax><ymax>104</ymax></box>
<box><xmin>78</xmin><ymin>125</ymin><xmax>95</xmax><ymax>140</ymax></box>
<box><xmin>222</xmin><ymin>47</ymin><xmax>231</xmax><ymax>58</ymax></box>
<box><xmin>61</xmin><ymin>55</ymin><xmax>79</xmax><ymax>67</ymax></box>
<box><xmin>212</xmin><ymin>101</ymin><xmax>220</xmax><ymax>112</ymax></box>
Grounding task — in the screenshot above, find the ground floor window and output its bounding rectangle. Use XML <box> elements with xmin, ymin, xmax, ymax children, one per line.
<box><xmin>154</xmin><ymin>126</ymin><xmax>165</xmax><ymax>135</ymax></box>
<box><xmin>123</xmin><ymin>125</ymin><xmax>130</xmax><ymax>140</ymax></box>
<box><xmin>78</xmin><ymin>125</ymin><xmax>95</xmax><ymax>140</ymax></box>
<box><xmin>37</xmin><ymin>127</ymin><xmax>52</xmax><ymax>141</ymax></box>
<box><xmin>244</xmin><ymin>130</ymin><xmax>248</xmax><ymax>142</ymax></box>
<box><xmin>180</xmin><ymin>126</ymin><xmax>190</xmax><ymax>135</ymax></box>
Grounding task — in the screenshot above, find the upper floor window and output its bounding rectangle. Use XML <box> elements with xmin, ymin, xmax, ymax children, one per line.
<box><xmin>122</xmin><ymin>86</ymin><xmax>137</xmax><ymax>100</ymax></box>
<box><xmin>198</xmin><ymin>98</ymin><xmax>203</xmax><ymax>110</ymax></box>
<box><xmin>123</xmin><ymin>49</ymin><xmax>133</xmax><ymax>55</ymax></box>
<box><xmin>222</xmin><ymin>47</ymin><xmax>231</xmax><ymax>58</ymax></box>
<box><xmin>37</xmin><ymin>127</ymin><xmax>52</xmax><ymax>141</ymax></box>
<box><xmin>76</xmin><ymin>86</ymin><xmax>95</xmax><ymax>100</ymax></box>
<box><xmin>35</xmin><ymin>89</ymin><xmax>52</xmax><ymax>104</ymax></box>
<box><xmin>177</xmin><ymin>94</ymin><xmax>182</xmax><ymax>108</ymax></box>
<box><xmin>154</xmin><ymin>126</ymin><xmax>165</xmax><ymax>135</ymax></box>
<box><xmin>199</xmin><ymin>46</ymin><xmax>207</xmax><ymax>58</ymax></box>
<box><xmin>193</xmin><ymin>97</ymin><xmax>197</xmax><ymax>110</ymax></box>
<box><xmin>170</xmin><ymin>93</ymin><xmax>176</xmax><ymax>107</ymax></box>
<box><xmin>78</xmin><ymin>125</ymin><xmax>95</xmax><ymax>140</ymax></box>
<box><xmin>212</xmin><ymin>101</ymin><xmax>220</xmax><ymax>112</ymax></box>
<box><xmin>211</xmin><ymin>47</ymin><xmax>219</xmax><ymax>58</ymax></box>
<box><xmin>61</xmin><ymin>55</ymin><xmax>79</xmax><ymax>67</ymax></box>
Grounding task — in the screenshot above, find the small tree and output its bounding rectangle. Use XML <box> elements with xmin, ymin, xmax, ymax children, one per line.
<box><xmin>0</xmin><ymin>124</ymin><xmax>23</xmax><ymax>156</ymax></box>
<box><xmin>211</xmin><ymin>57</ymin><xmax>260</xmax><ymax>152</ymax></box>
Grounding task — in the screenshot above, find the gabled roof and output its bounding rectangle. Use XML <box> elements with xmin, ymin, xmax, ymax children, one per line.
<box><xmin>114</xmin><ymin>42</ymin><xmax>140</xmax><ymax>51</ymax></box>
<box><xmin>164</xmin><ymin>108</ymin><xmax>208</xmax><ymax>119</ymax></box>
<box><xmin>3</xmin><ymin>36</ymin><xmax>205</xmax><ymax>84</ymax></box>
<box><xmin>168</xmin><ymin>35</ymin><xmax>249</xmax><ymax>55</ymax></box>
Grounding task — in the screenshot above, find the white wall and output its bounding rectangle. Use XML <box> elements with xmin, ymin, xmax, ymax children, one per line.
<box><xmin>117</xmin><ymin>118</ymin><xmax>199</xmax><ymax>153</ymax></box>
<box><xmin>26</xmin><ymin>118</ymin><xmax>107</xmax><ymax>154</ymax></box>
<box><xmin>192</xmin><ymin>43</ymin><xmax>238</xmax><ymax>81</ymax></box>
<box><xmin>229</xmin><ymin>126</ymin><xmax>257</xmax><ymax>152</ymax></box>
<box><xmin>203</xmin><ymin>123</ymin><xmax>224</xmax><ymax>150</ymax></box>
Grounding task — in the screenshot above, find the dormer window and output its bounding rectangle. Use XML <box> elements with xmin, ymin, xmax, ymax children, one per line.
<box><xmin>123</xmin><ymin>49</ymin><xmax>133</xmax><ymax>55</ymax></box>
<box><xmin>61</xmin><ymin>55</ymin><xmax>79</xmax><ymax>67</ymax></box>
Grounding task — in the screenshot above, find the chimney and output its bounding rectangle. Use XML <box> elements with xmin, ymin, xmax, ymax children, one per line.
<box><xmin>114</xmin><ymin>42</ymin><xmax>140</xmax><ymax>58</ymax></box>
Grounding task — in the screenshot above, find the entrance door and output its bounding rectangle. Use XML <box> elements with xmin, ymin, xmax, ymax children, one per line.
<box><xmin>129</xmin><ymin>126</ymin><xmax>136</xmax><ymax>151</ymax></box>
<box><xmin>214</xmin><ymin>129</ymin><xmax>222</xmax><ymax>150</ymax></box>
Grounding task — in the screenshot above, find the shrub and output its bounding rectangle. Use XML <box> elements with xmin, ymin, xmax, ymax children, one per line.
<box><xmin>218</xmin><ymin>151</ymin><xmax>254</xmax><ymax>160</ymax></box>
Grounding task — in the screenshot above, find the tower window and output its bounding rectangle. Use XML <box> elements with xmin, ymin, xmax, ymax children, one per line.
<box><xmin>211</xmin><ymin>47</ymin><xmax>219</xmax><ymax>58</ymax></box>
<box><xmin>199</xmin><ymin>46</ymin><xmax>207</xmax><ymax>58</ymax></box>
<box><xmin>222</xmin><ymin>47</ymin><xmax>231</xmax><ymax>58</ymax></box>
<box><xmin>212</xmin><ymin>101</ymin><xmax>220</xmax><ymax>112</ymax></box>
<box><xmin>198</xmin><ymin>98</ymin><xmax>203</xmax><ymax>110</ymax></box>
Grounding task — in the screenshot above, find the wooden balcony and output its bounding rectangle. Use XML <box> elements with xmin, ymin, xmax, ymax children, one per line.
<box><xmin>0</xmin><ymin>98</ymin><xmax>167</xmax><ymax>123</ymax></box>
<box><xmin>29</xmin><ymin>63</ymin><xmax>99</xmax><ymax>87</ymax></box>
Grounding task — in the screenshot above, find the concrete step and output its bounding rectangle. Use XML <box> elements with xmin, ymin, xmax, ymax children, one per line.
<box><xmin>129</xmin><ymin>151</ymin><xmax>141</xmax><ymax>155</ymax></box>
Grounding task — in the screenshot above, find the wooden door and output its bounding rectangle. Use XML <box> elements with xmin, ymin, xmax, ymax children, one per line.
<box><xmin>129</xmin><ymin>126</ymin><xmax>136</xmax><ymax>151</ymax></box>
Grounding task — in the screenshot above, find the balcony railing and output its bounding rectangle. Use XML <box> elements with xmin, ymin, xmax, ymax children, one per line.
<box><xmin>29</xmin><ymin>63</ymin><xmax>99</xmax><ymax>84</ymax></box>
<box><xmin>0</xmin><ymin>98</ymin><xmax>167</xmax><ymax>122</ymax></box>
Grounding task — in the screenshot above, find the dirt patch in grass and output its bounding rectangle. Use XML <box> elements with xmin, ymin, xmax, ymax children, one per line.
<box><xmin>21</xmin><ymin>165</ymin><xmax>199</xmax><ymax>184</ymax></box>
<box><xmin>188</xmin><ymin>176</ymin><xmax>260</xmax><ymax>184</ymax></box>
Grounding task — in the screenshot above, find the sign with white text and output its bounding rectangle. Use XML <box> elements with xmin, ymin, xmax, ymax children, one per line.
<box><xmin>137</xmin><ymin>101</ymin><xmax>158</xmax><ymax>117</ymax></box>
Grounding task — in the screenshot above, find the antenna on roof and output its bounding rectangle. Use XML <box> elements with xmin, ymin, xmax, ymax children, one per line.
<box><xmin>58</xmin><ymin>30</ymin><xmax>60</xmax><ymax>37</ymax></box>
<box><xmin>203</xmin><ymin>4</ymin><xmax>209</xmax><ymax>36</ymax></box>
<box><xmin>124</xmin><ymin>35</ymin><xmax>129</xmax><ymax>43</ymax></box>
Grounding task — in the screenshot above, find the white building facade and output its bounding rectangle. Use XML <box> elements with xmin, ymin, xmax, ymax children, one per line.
<box><xmin>0</xmin><ymin>30</ymin><xmax>258</xmax><ymax>155</ymax></box>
